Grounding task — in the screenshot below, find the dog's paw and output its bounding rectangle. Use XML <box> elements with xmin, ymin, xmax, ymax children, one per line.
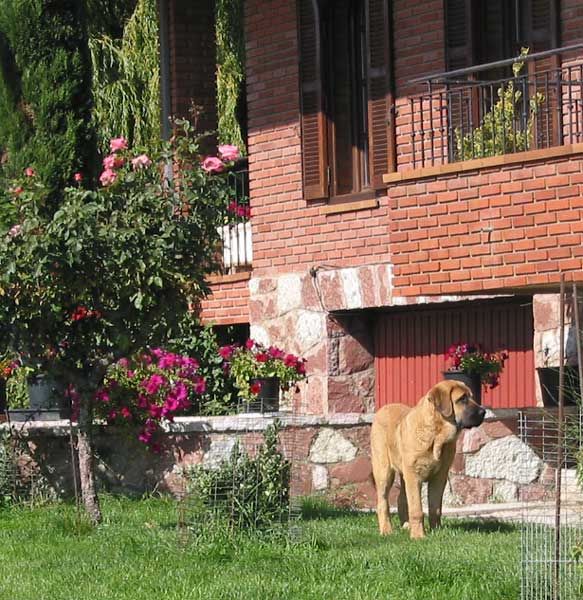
<box><xmin>379</xmin><ymin>523</ymin><xmax>393</xmax><ymax>536</ymax></box>
<box><xmin>401</xmin><ymin>521</ymin><xmax>410</xmax><ymax>530</ymax></box>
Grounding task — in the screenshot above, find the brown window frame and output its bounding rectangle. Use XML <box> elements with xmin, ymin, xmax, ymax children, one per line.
<box><xmin>298</xmin><ymin>0</ymin><xmax>395</xmax><ymax>204</ymax></box>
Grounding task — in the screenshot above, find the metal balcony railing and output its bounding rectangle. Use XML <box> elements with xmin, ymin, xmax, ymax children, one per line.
<box><xmin>219</xmin><ymin>159</ymin><xmax>252</xmax><ymax>273</ymax></box>
<box><xmin>403</xmin><ymin>44</ymin><xmax>583</xmax><ymax>169</ymax></box>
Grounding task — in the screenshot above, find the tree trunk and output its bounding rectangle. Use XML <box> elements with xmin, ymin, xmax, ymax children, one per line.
<box><xmin>77</xmin><ymin>390</ymin><xmax>102</xmax><ymax>525</ymax></box>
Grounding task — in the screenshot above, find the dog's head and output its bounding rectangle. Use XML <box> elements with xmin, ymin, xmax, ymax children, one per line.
<box><xmin>426</xmin><ymin>380</ymin><xmax>486</xmax><ymax>429</ymax></box>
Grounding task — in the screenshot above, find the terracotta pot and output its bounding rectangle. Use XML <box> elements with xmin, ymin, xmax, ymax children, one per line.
<box><xmin>442</xmin><ymin>370</ymin><xmax>482</xmax><ymax>404</ymax></box>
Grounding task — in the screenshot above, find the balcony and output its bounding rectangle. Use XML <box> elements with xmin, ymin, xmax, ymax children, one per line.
<box><xmin>401</xmin><ymin>45</ymin><xmax>583</xmax><ymax>171</ymax></box>
<box><xmin>219</xmin><ymin>159</ymin><xmax>252</xmax><ymax>273</ymax></box>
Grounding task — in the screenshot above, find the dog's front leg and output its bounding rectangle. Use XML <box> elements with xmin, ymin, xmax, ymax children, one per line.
<box><xmin>402</xmin><ymin>471</ymin><xmax>424</xmax><ymax>539</ymax></box>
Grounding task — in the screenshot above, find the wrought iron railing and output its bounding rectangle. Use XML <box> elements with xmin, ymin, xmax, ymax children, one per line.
<box><xmin>403</xmin><ymin>45</ymin><xmax>583</xmax><ymax>169</ymax></box>
<box><xmin>219</xmin><ymin>159</ymin><xmax>252</xmax><ymax>272</ymax></box>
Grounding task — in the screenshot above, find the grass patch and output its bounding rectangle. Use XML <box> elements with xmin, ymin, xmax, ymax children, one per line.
<box><xmin>0</xmin><ymin>495</ymin><xmax>519</xmax><ymax>600</ymax></box>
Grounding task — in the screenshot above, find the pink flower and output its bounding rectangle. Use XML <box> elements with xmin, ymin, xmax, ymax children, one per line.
<box><xmin>74</xmin><ymin>172</ymin><xmax>83</xmax><ymax>182</ymax></box>
<box><xmin>117</xmin><ymin>358</ymin><xmax>129</xmax><ymax>369</ymax></box>
<box><xmin>201</xmin><ymin>156</ymin><xmax>225</xmax><ymax>173</ymax></box>
<box><xmin>148</xmin><ymin>404</ymin><xmax>162</xmax><ymax>419</ymax></box>
<box><xmin>107</xmin><ymin>409</ymin><xmax>118</xmax><ymax>422</ymax></box>
<box><xmin>193</xmin><ymin>376</ymin><xmax>206</xmax><ymax>395</ymax></box>
<box><xmin>219</xmin><ymin>345</ymin><xmax>234</xmax><ymax>360</ymax></box>
<box><xmin>144</xmin><ymin>374</ymin><xmax>166</xmax><ymax>395</ymax></box>
<box><xmin>12</xmin><ymin>186</ymin><xmax>23</xmax><ymax>195</ymax></box>
<box><xmin>138</xmin><ymin>430</ymin><xmax>152</xmax><ymax>444</ymax></box>
<box><xmin>110</xmin><ymin>136</ymin><xmax>128</xmax><ymax>152</ymax></box>
<box><xmin>218</xmin><ymin>144</ymin><xmax>240</xmax><ymax>161</ymax></box>
<box><xmin>120</xmin><ymin>407</ymin><xmax>132</xmax><ymax>419</ymax></box>
<box><xmin>227</xmin><ymin>201</ymin><xmax>238</xmax><ymax>214</ymax></box>
<box><xmin>103</xmin><ymin>154</ymin><xmax>124</xmax><ymax>170</ymax></box>
<box><xmin>150</xmin><ymin>347</ymin><xmax>164</xmax><ymax>358</ymax></box>
<box><xmin>268</xmin><ymin>346</ymin><xmax>285</xmax><ymax>360</ymax></box>
<box><xmin>131</xmin><ymin>154</ymin><xmax>152</xmax><ymax>169</ymax></box>
<box><xmin>158</xmin><ymin>353</ymin><xmax>178</xmax><ymax>370</ymax></box>
<box><xmin>8</xmin><ymin>224</ymin><xmax>22</xmax><ymax>238</ymax></box>
<box><xmin>99</xmin><ymin>168</ymin><xmax>117</xmax><ymax>187</ymax></box>
<box><xmin>95</xmin><ymin>389</ymin><xmax>110</xmax><ymax>403</ymax></box>
<box><xmin>24</xmin><ymin>167</ymin><xmax>35</xmax><ymax>177</ymax></box>
<box><xmin>245</xmin><ymin>339</ymin><xmax>255</xmax><ymax>350</ymax></box>
<box><xmin>137</xmin><ymin>395</ymin><xmax>149</xmax><ymax>409</ymax></box>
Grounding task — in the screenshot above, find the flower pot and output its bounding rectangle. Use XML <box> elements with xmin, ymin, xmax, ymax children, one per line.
<box><xmin>0</xmin><ymin>377</ymin><xmax>6</xmax><ymax>420</ymax></box>
<box><xmin>240</xmin><ymin>377</ymin><xmax>280</xmax><ymax>413</ymax></box>
<box><xmin>536</xmin><ymin>366</ymin><xmax>580</xmax><ymax>407</ymax></box>
<box><xmin>442</xmin><ymin>370</ymin><xmax>482</xmax><ymax>404</ymax></box>
<box><xmin>8</xmin><ymin>374</ymin><xmax>71</xmax><ymax>421</ymax></box>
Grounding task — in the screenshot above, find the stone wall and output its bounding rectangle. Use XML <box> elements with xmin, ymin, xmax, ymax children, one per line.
<box><xmin>3</xmin><ymin>411</ymin><xmax>563</xmax><ymax>509</ymax></box>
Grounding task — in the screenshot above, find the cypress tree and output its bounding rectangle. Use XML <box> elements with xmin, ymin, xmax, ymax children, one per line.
<box><xmin>0</xmin><ymin>0</ymin><xmax>96</xmax><ymax>210</ymax></box>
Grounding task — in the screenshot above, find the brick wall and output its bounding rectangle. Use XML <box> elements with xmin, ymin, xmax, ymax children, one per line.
<box><xmin>199</xmin><ymin>275</ymin><xmax>250</xmax><ymax>325</ymax></box>
<box><xmin>388</xmin><ymin>155</ymin><xmax>583</xmax><ymax>296</ymax></box>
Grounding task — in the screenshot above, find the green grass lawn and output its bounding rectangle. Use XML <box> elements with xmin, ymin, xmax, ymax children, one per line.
<box><xmin>0</xmin><ymin>495</ymin><xmax>519</xmax><ymax>600</ymax></box>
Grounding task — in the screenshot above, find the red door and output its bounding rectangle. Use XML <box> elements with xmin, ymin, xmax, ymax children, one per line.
<box><xmin>375</xmin><ymin>297</ymin><xmax>536</xmax><ymax>410</ymax></box>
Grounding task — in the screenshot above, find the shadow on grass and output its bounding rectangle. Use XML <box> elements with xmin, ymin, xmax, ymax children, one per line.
<box><xmin>443</xmin><ymin>518</ymin><xmax>518</xmax><ymax>534</ymax></box>
<box><xmin>300</xmin><ymin>496</ymin><xmax>363</xmax><ymax>521</ymax></box>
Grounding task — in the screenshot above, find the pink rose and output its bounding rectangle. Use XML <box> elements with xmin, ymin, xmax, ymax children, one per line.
<box><xmin>99</xmin><ymin>168</ymin><xmax>117</xmax><ymax>186</ymax></box>
<box><xmin>201</xmin><ymin>156</ymin><xmax>225</xmax><ymax>174</ymax></box>
<box><xmin>218</xmin><ymin>144</ymin><xmax>240</xmax><ymax>162</ymax></box>
<box><xmin>103</xmin><ymin>154</ymin><xmax>124</xmax><ymax>169</ymax></box>
<box><xmin>74</xmin><ymin>172</ymin><xmax>83</xmax><ymax>182</ymax></box>
<box><xmin>24</xmin><ymin>167</ymin><xmax>35</xmax><ymax>177</ymax></box>
<box><xmin>131</xmin><ymin>154</ymin><xmax>152</xmax><ymax>169</ymax></box>
<box><xmin>110</xmin><ymin>136</ymin><xmax>128</xmax><ymax>152</ymax></box>
<box><xmin>8</xmin><ymin>224</ymin><xmax>22</xmax><ymax>238</ymax></box>
<box><xmin>12</xmin><ymin>186</ymin><xmax>23</xmax><ymax>195</ymax></box>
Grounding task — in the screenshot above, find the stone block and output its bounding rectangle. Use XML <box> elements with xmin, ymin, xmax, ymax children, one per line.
<box><xmin>328</xmin><ymin>377</ymin><xmax>365</xmax><ymax>413</ymax></box>
<box><xmin>450</xmin><ymin>476</ymin><xmax>493</xmax><ymax>505</ymax></box>
<box><xmin>462</xmin><ymin>427</ymin><xmax>490</xmax><ymax>453</ymax></box>
<box><xmin>482</xmin><ymin>419</ymin><xmax>518</xmax><ymax>439</ymax></box>
<box><xmin>309</xmin><ymin>428</ymin><xmax>358</xmax><ymax>464</ymax></box>
<box><xmin>465</xmin><ymin>436</ymin><xmax>542</xmax><ymax>484</ymax></box>
<box><xmin>312</xmin><ymin>464</ymin><xmax>328</xmax><ymax>491</ymax></box>
<box><xmin>338</xmin><ymin>336</ymin><xmax>374</xmax><ymax>375</ymax></box>
<box><xmin>318</xmin><ymin>270</ymin><xmax>346</xmax><ymax>311</ymax></box>
<box><xmin>341</xmin><ymin>268</ymin><xmax>363</xmax><ymax>309</ymax></box>
<box><xmin>492</xmin><ymin>480</ymin><xmax>518</xmax><ymax>502</ymax></box>
<box><xmin>329</xmin><ymin>456</ymin><xmax>372</xmax><ymax>485</ymax></box>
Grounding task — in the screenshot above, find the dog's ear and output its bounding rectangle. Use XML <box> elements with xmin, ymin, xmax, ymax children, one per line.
<box><xmin>427</xmin><ymin>382</ymin><xmax>453</xmax><ymax>418</ymax></box>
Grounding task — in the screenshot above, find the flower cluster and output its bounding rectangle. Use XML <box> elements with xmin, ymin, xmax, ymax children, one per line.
<box><xmin>227</xmin><ymin>201</ymin><xmax>251</xmax><ymax>220</ymax></box>
<box><xmin>220</xmin><ymin>339</ymin><xmax>307</xmax><ymax>400</ymax></box>
<box><xmin>0</xmin><ymin>356</ymin><xmax>18</xmax><ymax>379</ymax></box>
<box><xmin>201</xmin><ymin>144</ymin><xmax>241</xmax><ymax>174</ymax></box>
<box><xmin>70</xmin><ymin>306</ymin><xmax>102</xmax><ymax>322</ymax></box>
<box><xmin>445</xmin><ymin>343</ymin><xmax>508</xmax><ymax>389</ymax></box>
<box><xmin>94</xmin><ymin>348</ymin><xmax>207</xmax><ymax>452</ymax></box>
<box><xmin>99</xmin><ymin>136</ymin><xmax>152</xmax><ymax>187</ymax></box>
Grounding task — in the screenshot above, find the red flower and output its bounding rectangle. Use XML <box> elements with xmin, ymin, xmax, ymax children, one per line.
<box><xmin>245</xmin><ymin>339</ymin><xmax>255</xmax><ymax>350</ymax></box>
<box><xmin>256</xmin><ymin>352</ymin><xmax>269</xmax><ymax>363</ymax></box>
<box><xmin>250</xmin><ymin>382</ymin><xmax>262</xmax><ymax>395</ymax></box>
<box><xmin>219</xmin><ymin>345</ymin><xmax>234</xmax><ymax>360</ymax></box>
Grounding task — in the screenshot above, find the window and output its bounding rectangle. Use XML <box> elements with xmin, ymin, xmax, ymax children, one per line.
<box><xmin>298</xmin><ymin>0</ymin><xmax>394</xmax><ymax>202</ymax></box>
<box><xmin>445</xmin><ymin>0</ymin><xmax>560</xmax><ymax>73</ymax></box>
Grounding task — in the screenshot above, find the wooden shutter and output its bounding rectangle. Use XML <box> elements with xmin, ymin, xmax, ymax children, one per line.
<box><xmin>299</xmin><ymin>0</ymin><xmax>327</xmax><ymax>200</ymax></box>
<box><xmin>524</xmin><ymin>0</ymin><xmax>559</xmax><ymax>52</ymax></box>
<box><xmin>367</xmin><ymin>0</ymin><xmax>394</xmax><ymax>187</ymax></box>
<box><xmin>445</xmin><ymin>0</ymin><xmax>474</xmax><ymax>71</ymax></box>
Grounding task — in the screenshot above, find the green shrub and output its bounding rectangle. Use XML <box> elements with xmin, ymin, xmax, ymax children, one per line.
<box><xmin>0</xmin><ymin>0</ymin><xmax>96</xmax><ymax>212</ymax></box>
<box><xmin>183</xmin><ymin>421</ymin><xmax>291</xmax><ymax>533</ymax></box>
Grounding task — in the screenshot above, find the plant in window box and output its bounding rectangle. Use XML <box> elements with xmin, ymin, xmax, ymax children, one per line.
<box><xmin>220</xmin><ymin>340</ymin><xmax>307</xmax><ymax>412</ymax></box>
<box><xmin>443</xmin><ymin>343</ymin><xmax>508</xmax><ymax>404</ymax></box>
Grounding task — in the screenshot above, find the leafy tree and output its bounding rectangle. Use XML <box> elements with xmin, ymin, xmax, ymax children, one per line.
<box><xmin>0</xmin><ymin>122</ymin><xmax>233</xmax><ymax>523</ymax></box>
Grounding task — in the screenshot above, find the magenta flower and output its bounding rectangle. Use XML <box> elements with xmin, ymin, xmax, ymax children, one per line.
<box><xmin>137</xmin><ymin>395</ymin><xmax>149</xmax><ymax>409</ymax></box>
<box><xmin>117</xmin><ymin>358</ymin><xmax>129</xmax><ymax>369</ymax></box>
<box><xmin>201</xmin><ymin>156</ymin><xmax>225</xmax><ymax>173</ymax></box>
<box><xmin>120</xmin><ymin>407</ymin><xmax>132</xmax><ymax>419</ymax></box>
<box><xmin>158</xmin><ymin>353</ymin><xmax>178</xmax><ymax>370</ymax></box>
<box><xmin>245</xmin><ymin>339</ymin><xmax>255</xmax><ymax>350</ymax></box>
<box><xmin>148</xmin><ymin>404</ymin><xmax>162</xmax><ymax>419</ymax></box>
<box><xmin>110</xmin><ymin>136</ymin><xmax>128</xmax><ymax>152</ymax></box>
<box><xmin>95</xmin><ymin>389</ymin><xmax>110</xmax><ymax>403</ymax></box>
<box><xmin>284</xmin><ymin>354</ymin><xmax>298</xmax><ymax>368</ymax></box>
<box><xmin>138</xmin><ymin>430</ymin><xmax>152</xmax><ymax>444</ymax></box>
<box><xmin>193</xmin><ymin>376</ymin><xmax>206</xmax><ymax>395</ymax></box>
<box><xmin>219</xmin><ymin>345</ymin><xmax>234</xmax><ymax>360</ymax></box>
<box><xmin>218</xmin><ymin>144</ymin><xmax>240</xmax><ymax>161</ymax></box>
<box><xmin>144</xmin><ymin>374</ymin><xmax>166</xmax><ymax>395</ymax></box>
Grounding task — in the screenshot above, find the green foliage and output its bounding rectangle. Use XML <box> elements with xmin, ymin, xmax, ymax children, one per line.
<box><xmin>0</xmin><ymin>431</ymin><xmax>16</xmax><ymax>506</ymax></box>
<box><xmin>5</xmin><ymin>364</ymin><xmax>34</xmax><ymax>408</ymax></box>
<box><xmin>184</xmin><ymin>421</ymin><xmax>291</xmax><ymax>533</ymax></box>
<box><xmin>166</xmin><ymin>318</ymin><xmax>238</xmax><ymax>415</ymax></box>
<box><xmin>0</xmin><ymin>0</ymin><xmax>96</xmax><ymax>213</ymax></box>
<box><xmin>455</xmin><ymin>49</ymin><xmax>544</xmax><ymax>161</ymax></box>
<box><xmin>89</xmin><ymin>0</ymin><xmax>161</xmax><ymax>154</ymax></box>
<box><xmin>0</xmin><ymin>120</ymin><xmax>230</xmax><ymax>384</ymax></box>
<box><xmin>216</xmin><ymin>0</ymin><xmax>246</xmax><ymax>154</ymax></box>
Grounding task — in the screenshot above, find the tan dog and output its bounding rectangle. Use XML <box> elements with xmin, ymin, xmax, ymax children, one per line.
<box><xmin>371</xmin><ymin>380</ymin><xmax>486</xmax><ymax>539</ymax></box>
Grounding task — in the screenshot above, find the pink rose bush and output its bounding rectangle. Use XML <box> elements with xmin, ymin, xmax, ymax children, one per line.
<box><xmin>221</xmin><ymin>339</ymin><xmax>307</xmax><ymax>400</ymax></box>
<box><xmin>218</xmin><ymin>144</ymin><xmax>240</xmax><ymax>162</ymax></box>
<box><xmin>445</xmin><ymin>343</ymin><xmax>508</xmax><ymax>389</ymax></box>
<box><xmin>95</xmin><ymin>348</ymin><xmax>207</xmax><ymax>452</ymax></box>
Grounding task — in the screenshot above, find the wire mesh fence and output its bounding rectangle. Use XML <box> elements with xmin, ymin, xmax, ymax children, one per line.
<box><xmin>176</xmin><ymin>410</ymin><xmax>305</xmax><ymax>540</ymax></box>
<box><xmin>520</xmin><ymin>408</ymin><xmax>583</xmax><ymax>600</ymax></box>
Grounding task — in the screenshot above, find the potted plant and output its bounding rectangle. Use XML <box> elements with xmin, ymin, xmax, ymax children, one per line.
<box><xmin>443</xmin><ymin>343</ymin><xmax>508</xmax><ymax>404</ymax></box>
<box><xmin>220</xmin><ymin>340</ymin><xmax>307</xmax><ymax>412</ymax></box>
<box><xmin>536</xmin><ymin>347</ymin><xmax>580</xmax><ymax>406</ymax></box>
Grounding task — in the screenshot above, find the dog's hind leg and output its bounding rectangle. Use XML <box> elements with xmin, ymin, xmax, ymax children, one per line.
<box><xmin>397</xmin><ymin>475</ymin><xmax>409</xmax><ymax>527</ymax></box>
<box><xmin>371</xmin><ymin>445</ymin><xmax>394</xmax><ymax>535</ymax></box>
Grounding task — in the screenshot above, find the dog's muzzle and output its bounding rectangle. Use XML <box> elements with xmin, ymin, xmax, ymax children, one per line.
<box><xmin>458</xmin><ymin>405</ymin><xmax>487</xmax><ymax>429</ymax></box>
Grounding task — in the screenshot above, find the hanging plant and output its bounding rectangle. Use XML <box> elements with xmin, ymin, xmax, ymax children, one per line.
<box><xmin>216</xmin><ymin>0</ymin><xmax>246</xmax><ymax>155</ymax></box>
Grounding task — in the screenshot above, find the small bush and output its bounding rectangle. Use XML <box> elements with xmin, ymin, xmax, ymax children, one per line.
<box><xmin>183</xmin><ymin>421</ymin><xmax>291</xmax><ymax>533</ymax></box>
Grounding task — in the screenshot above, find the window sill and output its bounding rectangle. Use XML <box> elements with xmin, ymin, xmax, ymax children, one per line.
<box><xmin>321</xmin><ymin>193</ymin><xmax>379</xmax><ymax>215</ymax></box>
<box><xmin>208</xmin><ymin>271</ymin><xmax>252</xmax><ymax>285</ymax></box>
<box><xmin>382</xmin><ymin>142</ymin><xmax>583</xmax><ymax>185</ymax></box>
